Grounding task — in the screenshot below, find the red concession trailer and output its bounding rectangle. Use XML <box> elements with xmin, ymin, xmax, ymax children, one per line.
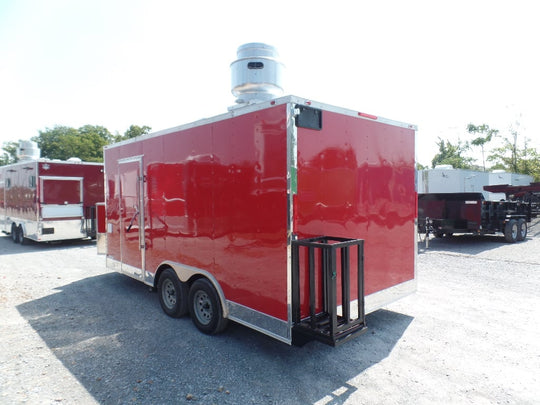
<box><xmin>99</xmin><ymin>95</ymin><xmax>417</xmax><ymax>345</ymax></box>
<box><xmin>0</xmin><ymin>159</ymin><xmax>104</xmax><ymax>243</ymax></box>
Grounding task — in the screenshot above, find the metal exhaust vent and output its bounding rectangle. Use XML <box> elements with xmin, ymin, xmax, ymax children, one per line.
<box><xmin>230</xmin><ymin>42</ymin><xmax>284</xmax><ymax>106</ymax></box>
<box><xmin>17</xmin><ymin>140</ymin><xmax>40</xmax><ymax>161</ymax></box>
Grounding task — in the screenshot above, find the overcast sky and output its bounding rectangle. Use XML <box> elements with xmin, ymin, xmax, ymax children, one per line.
<box><xmin>1</xmin><ymin>0</ymin><xmax>538</xmax><ymax>166</ymax></box>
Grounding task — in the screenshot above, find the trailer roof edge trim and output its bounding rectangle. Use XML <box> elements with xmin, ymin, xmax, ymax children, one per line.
<box><xmin>104</xmin><ymin>95</ymin><xmax>417</xmax><ymax>150</ymax></box>
<box><xmin>0</xmin><ymin>159</ymin><xmax>103</xmax><ymax>170</ymax></box>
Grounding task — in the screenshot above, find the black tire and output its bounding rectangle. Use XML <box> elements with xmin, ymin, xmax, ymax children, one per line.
<box><xmin>504</xmin><ymin>219</ymin><xmax>518</xmax><ymax>243</ymax></box>
<box><xmin>188</xmin><ymin>278</ymin><xmax>228</xmax><ymax>335</ymax></box>
<box><xmin>517</xmin><ymin>219</ymin><xmax>527</xmax><ymax>241</ymax></box>
<box><xmin>157</xmin><ymin>268</ymin><xmax>189</xmax><ymax>318</ymax></box>
<box><xmin>11</xmin><ymin>223</ymin><xmax>19</xmax><ymax>243</ymax></box>
<box><xmin>17</xmin><ymin>225</ymin><xmax>26</xmax><ymax>245</ymax></box>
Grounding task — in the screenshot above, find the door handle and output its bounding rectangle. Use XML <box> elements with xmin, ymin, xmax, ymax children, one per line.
<box><xmin>126</xmin><ymin>206</ymin><xmax>139</xmax><ymax>232</ymax></box>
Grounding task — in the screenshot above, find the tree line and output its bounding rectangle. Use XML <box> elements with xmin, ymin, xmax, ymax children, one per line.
<box><xmin>2</xmin><ymin>121</ymin><xmax>539</xmax><ymax>181</ymax></box>
<box><xmin>0</xmin><ymin>124</ymin><xmax>151</xmax><ymax>166</ymax></box>
<box><xmin>426</xmin><ymin>122</ymin><xmax>540</xmax><ymax>181</ymax></box>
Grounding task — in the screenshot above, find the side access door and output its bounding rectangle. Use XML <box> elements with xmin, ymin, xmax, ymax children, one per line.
<box><xmin>118</xmin><ymin>156</ymin><xmax>146</xmax><ymax>279</ymax></box>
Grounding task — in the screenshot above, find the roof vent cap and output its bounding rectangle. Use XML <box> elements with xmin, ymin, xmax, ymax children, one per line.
<box><xmin>16</xmin><ymin>140</ymin><xmax>40</xmax><ymax>161</ymax></box>
<box><xmin>230</xmin><ymin>42</ymin><xmax>284</xmax><ymax>107</ymax></box>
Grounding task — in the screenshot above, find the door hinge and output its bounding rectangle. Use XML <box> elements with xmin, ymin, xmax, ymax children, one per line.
<box><xmin>138</xmin><ymin>175</ymin><xmax>146</xmax><ymax>182</ymax></box>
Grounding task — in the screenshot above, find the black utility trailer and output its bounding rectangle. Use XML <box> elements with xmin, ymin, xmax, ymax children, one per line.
<box><xmin>484</xmin><ymin>183</ymin><xmax>540</xmax><ymax>217</ymax></box>
<box><xmin>418</xmin><ymin>192</ymin><xmax>532</xmax><ymax>243</ymax></box>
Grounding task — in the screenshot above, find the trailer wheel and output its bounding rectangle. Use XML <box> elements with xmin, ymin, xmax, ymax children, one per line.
<box><xmin>11</xmin><ymin>224</ymin><xmax>19</xmax><ymax>243</ymax></box>
<box><xmin>189</xmin><ymin>278</ymin><xmax>228</xmax><ymax>335</ymax></box>
<box><xmin>157</xmin><ymin>268</ymin><xmax>189</xmax><ymax>318</ymax></box>
<box><xmin>517</xmin><ymin>219</ymin><xmax>527</xmax><ymax>241</ymax></box>
<box><xmin>17</xmin><ymin>225</ymin><xmax>26</xmax><ymax>245</ymax></box>
<box><xmin>504</xmin><ymin>219</ymin><xmax>518</xmax><ymax>243</ymax></box>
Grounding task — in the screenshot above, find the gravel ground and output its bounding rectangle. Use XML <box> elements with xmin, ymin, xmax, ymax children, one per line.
<box><xmin>1</xmin><ymin>222</ymin><xmax>539</xmax><ymax>405</ymax></box>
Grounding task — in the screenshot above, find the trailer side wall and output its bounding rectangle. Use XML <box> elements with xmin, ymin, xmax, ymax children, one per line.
<box><xmin>105</xmin><ymin>104</ymin><xmax>290</xmax><ymax>320</ymax></box>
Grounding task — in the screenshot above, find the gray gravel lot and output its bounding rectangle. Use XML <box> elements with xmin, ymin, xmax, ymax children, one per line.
<box><xmin>1</xmin><ymin>222</ymin><xmax>539</xmax><ymax>405</ymax></box>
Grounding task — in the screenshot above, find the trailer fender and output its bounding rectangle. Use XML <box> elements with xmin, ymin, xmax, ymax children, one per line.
<box><xmin>155</xmin><ymin>261</ymin><xmax>229</xmax><ymax>318</ymax></box>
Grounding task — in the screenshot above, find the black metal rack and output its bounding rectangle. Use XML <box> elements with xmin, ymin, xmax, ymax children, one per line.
<box><xmin>291</xmin><ymin>236</ymin><xmax>367</xmax><ymax>346</ymax></box>
<box><xmin>84</xmin><ymin>206</ymin><xmax>97</xmax><ymax>239</ymax></box>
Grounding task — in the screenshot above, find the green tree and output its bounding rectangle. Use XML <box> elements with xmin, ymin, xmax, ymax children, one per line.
<box><xmin>77</xmin><ymin>125</ymin><xmax>113</xmax><ymax>161</ymax></box>
<box><xmin>0</xmin><ymin>141</ymin><xmax>19</xmax><ymax>166</ymax></box>
<box><xmin>31</xmin><ymin>124</ymin><xmax>150</xmax><ymax>162</ymax></box>
<box><xmin>32</xmin><ymin>125</ymin><xmax>112</xmax><ymax>162</ymax></box>
<box><xmin>488</xmin><ymin>136</ymin><xmax>540</xmax><ymax>181</ymax></box>
<box><xmin>467</xmin><ymin>123</ymin><xmax>498</xmax><ymax>171</ymax></box>
<box><xmin>115</xmin><ymin>125</ymin><xmax>151</xmax><ymax>142</ymax></box>
<box><xmin>431</xmin><ymin>138</ymin><xmax>474</xmax><ymax>169</ymax></box>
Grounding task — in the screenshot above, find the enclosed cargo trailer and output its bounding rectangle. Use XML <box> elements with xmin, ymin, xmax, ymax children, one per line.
<box><xmin>417</xmin><ymin>167</ymin><xmax>490</xmax><ymax>196</ymax></box>
<box><xmin>418</xmin><ymin>167</ymin><xmax>535</xmax><ymax>201</ymax></box>
<box><xmin>99</xmin><ymin>95</ymin><xmax>417</xmax><ymax>345</ymax></box>
<box><xmin>0</xmin><ymin>159</ymin><xmax>104</xmax><ymax>243</ymax></box>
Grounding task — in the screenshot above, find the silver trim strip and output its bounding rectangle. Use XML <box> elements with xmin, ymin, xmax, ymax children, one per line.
<box><xmin>123</xmin><ymin>261</ymin><xmax>144</xmax><ymax>280</ymax></box>
<box><xmin>106</xmin><ymin>257</ymin><xmax>143</xmax><ymax>280</ymax></box>
<box><xmin>227</xmin><ymin>301</ymin><xmax>291</xmax><ymax>344</ymax></box>
<box><xmin>286</xmin><ymin>102</ymin><xmax>298</xmax><ymax>337</ymax></box>
<box><xmin>38</xmin><ymin>176</ymin><xmax>84</xmax><ymax>181</ymax></box>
